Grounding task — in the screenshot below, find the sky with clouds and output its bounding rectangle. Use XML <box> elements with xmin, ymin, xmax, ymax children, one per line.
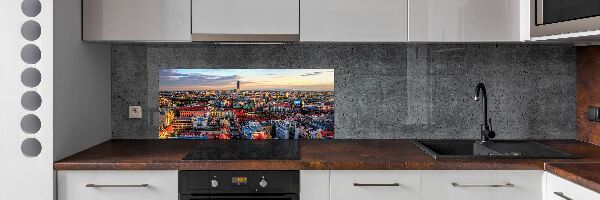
<box><xmin>159</xmin><ymin>69</ymin><xmax>334</xmax><ymax>91</ymax></box>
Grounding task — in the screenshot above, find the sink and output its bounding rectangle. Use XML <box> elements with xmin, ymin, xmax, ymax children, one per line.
<box><xmin>412</xmin><ymin>140</ymin><xmax>578</xmax><ymax>160</ymax></box>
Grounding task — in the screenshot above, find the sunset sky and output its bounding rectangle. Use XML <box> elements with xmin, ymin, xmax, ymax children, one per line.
<box><xmin>159</xmin><ymin>69</ymin><xmax>334</xmax><ymax>91</ymax></box>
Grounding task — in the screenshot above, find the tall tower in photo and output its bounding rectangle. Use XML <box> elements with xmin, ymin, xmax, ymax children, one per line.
<box><xmin>236</xmin><ymin>80</ymin><xmax>240</xmax><ymax>92</ymax></box>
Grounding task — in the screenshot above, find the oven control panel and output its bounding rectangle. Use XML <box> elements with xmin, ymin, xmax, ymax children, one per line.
<box><xmin>231</xmin><ymin>176</ymin><xmax>248</xmax><ymax>187</ymax></box>
<box><xmin>179</xmin><ymin>171</ymin><xmax>299</xmax><ymax>194</ymax></box>
<box><xmin>259</xmin><ymin>178</ymin><xmax>268</xmax><ymax>188</ymax></box>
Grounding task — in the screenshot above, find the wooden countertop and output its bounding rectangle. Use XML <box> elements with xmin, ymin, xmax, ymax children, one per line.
<box><xmin>545</xmin><ymin>162</ymin><xmax>600</xmax><ymax>194</ymax></box>
<box><xmin>54</xmin><ymin>139</ymin><xmax>600</xmax><ymax>194</ymax></box>
<box><xmin>54</xmin><ymin>139</ymin><xmax>600</xmax><ymax>170</ymax></box>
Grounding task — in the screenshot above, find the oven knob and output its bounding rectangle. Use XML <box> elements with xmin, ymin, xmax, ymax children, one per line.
<box><xmin>259</xmin><ymin>179</ymin><xmax>268</xmax><ymax>188</ymax></box>
<box><xmin>211</xmin><ymin>180</ymin><xmax>219</xmax><ymax>188</ymax></box>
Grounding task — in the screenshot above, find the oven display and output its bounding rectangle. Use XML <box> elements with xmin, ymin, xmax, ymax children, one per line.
<box><xmin>232</xmin><ymin>177</ymin><xmax>248</xmax><ymax>186</ymax></box>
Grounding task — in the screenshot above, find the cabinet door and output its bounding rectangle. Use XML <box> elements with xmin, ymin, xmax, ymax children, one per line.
<box><xmin>421</xmin><ymin>170</ymin><xmax>543</xmax><ymax>200</ymax></box>
<box><xmin>192</xmin><ymin>0</ymin><xmax>299</xmax><ymax>40</ymax></box>
<box><xmin>409</xmin><ymin>0</ymin><xmax>529</xmax><ymax>42</ymax></box>
<box><xmin>545</xmin><ymin>172</ymin><xmax>600</xmax><ymax>200</ymax></box>
<box><xmin>330</xmin><ymin>170</ymin><xmax>420</xmax><ymax>200</ymax></box>
<box><xmin>300</xmin><ymin>170</ymin><xmax>330</xmax><ymax>200</ymax></box>
<box><xmin>57</xmin><ymin>170</ymin><xmax>178</xmax><ymax>200</ymax></box>
<box><xmin>301</xmin><ymin>0</ymin><xmax>408</xmax><ymax>42</ymax></box>
<box><xmin>82</xmin><ymin>0</ymin><xmax>191</xmax><ymax>42</ymax></box>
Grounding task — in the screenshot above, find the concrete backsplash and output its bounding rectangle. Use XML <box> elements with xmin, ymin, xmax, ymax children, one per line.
<box><xmin>112</xmin><ymin>43</ymin><xmax>576</xmax><ymax>139</ymax></box>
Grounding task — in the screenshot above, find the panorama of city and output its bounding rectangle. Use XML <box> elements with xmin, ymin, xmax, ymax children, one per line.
<box><xmin>159</xmin><ymin>69</ymin><xmax>335</xmax><ymax>140</ymax></box>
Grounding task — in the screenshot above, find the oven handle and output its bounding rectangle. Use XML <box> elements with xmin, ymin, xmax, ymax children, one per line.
<box><xmin>180</xmin><ymin>194</ymin><xmax>298</xmax><ymax>200</ymax></box>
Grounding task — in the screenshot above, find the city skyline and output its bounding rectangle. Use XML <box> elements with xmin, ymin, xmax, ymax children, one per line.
<box><xmin>158</xmin><ymin>69</ymin><xmax>334</xmax><ymax>140</ymax></box>
<box><xmin>159</xmin><ymin>69</ymin><xmax>335</xmax><ymax>91</ymax></box>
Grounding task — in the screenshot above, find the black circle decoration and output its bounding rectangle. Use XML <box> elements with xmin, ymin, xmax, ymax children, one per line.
<box><xmin>20</xmin><ymin>114</ymin><xmax>41</xmax><ymax>134</ymax></box>
<box><xmin>21</xmin><ymin>44</ymin><xmax>41</xmax><ymax>64</ymax></box>
<box><xmin>21</xmin><ymin>20</ymin><xmax>41</xmax><ymax>41</ymax></box>
<box><xmin>21</xmin><ymin>138</ymin><xmax>42</xmax><ymax>157</ymax></box>
<box><xmin>21</xmin><ymin>91</ymin><xmax>42</xmax><ymax>111</ymax></box>
<box><xmin>21</xmin><ymin>0</ymin><xmax>41</xmax><ymax>17</ymax></box>
<box><xmin>21</xmin><ymin>68</ymin><xmax>41</xmax><ymax>87</ymax></box>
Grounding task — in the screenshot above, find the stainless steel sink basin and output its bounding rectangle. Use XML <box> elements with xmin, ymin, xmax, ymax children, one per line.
<box><xmin>411</xmin><ymin>140</ymin><xmax>578</xmax><ymax>160</ymax></box>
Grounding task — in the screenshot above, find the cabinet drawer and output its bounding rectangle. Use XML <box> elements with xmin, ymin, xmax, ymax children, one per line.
<box><xmin>421</xmin><ymin>170</ymin><xmax>543</xmax><ymax>200</ymax></box>
<box><xmin>330</xmin><ymin>170</ymin><xmax>420</xmax><ymax>200</ymax></box>
<box><xmin>545</xmin><ymin>172</ymin><xmax>600</xmax><ymax>200</ymax></box>
<box><xmin>57</xmin><ymin>170</ymin><xmax>178</xmax><ymax>200</ymax></box>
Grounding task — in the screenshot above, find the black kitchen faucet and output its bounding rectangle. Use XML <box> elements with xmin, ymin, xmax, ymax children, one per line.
<box><xmin>474</xmin><ymin>83</ymin><xmax>495</xmax><ymax>142</ymax></box>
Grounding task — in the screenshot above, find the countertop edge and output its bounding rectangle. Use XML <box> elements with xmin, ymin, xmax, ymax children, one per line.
<box><xmin>54</xmin><ymin>161</ymin><xmax>544</xmax><ymax>171</ymax></box>
<box><xmin>545</xmin><ymin>162</ymin><xmax>600</xmax><ymax>194</ymax></box>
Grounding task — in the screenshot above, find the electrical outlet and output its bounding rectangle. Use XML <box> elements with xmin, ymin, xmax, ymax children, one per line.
<box><xmin>129</xmin><ymin>106</ymin><xmax>142</xmax><ymax>119</ymax></box>
<box><xmin>588</xmin><ymin>106</ymin><xmax>600</xmax><ymax>122</ymax></box>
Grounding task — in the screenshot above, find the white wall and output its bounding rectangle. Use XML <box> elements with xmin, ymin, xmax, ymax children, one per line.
<box><xmin>53</xmin><ymin>0</ymin><xmax>111</xmax><ymax>161</ymax></box>
<box><xmin>0</xmin><ymin>0</ymin><xmax>110</xmax><ymax>198</ymax></box>
<box><xmin>0</xmin><ymin>0</ymin><xmax>54</xmax><ymax>199</ymax></box>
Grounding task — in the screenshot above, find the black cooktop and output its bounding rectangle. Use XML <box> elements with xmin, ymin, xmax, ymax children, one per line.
<box><xmin>183</xmin><ymin>140</ymin><xmax>300</xmax><ymax>160</ymax></box>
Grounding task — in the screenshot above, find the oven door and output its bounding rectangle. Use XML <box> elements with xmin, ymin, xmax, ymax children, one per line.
<box><xmin>532</xmin><ymin>0</ymin><xmax>600</xmax><ymax>37</ymax></box>
<box><xmin>180</xmin><ymin>194</ymin><xmax>299</xmax><ymax>200</ymax></box>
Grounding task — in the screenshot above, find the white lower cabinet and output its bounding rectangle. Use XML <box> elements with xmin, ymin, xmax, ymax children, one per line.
<box><xmin>325</xmin><ymin>170</ymin><xmax>543</xmax><ymax>200</ymax></box>
<box><xmin>56</xmin><ymin>170</ymin><xmax>178</xmax><ymax>200</ymax></box>
<box><xmin>330</xmin><ymin>170</ymin><xmax>421</xmax><ymax>200</ymax></box>
<box><xmin>421</xmin><ymin>170</ymin><xmax>543</xmax><ymax>200</ymax></box>
<box><xmin>55</xmin><ymin>170</ymin><xmax>600</xmax><ymax>200</ymax></box>
<box><xmin>545</xmin><ymin>172</ymin><xmax>600</xmax><ymax>200</ymax></box>
<box><xmin>301</xmin><ymin>170</ymin><xmax>330</xmax><ymax>200</ymax></box>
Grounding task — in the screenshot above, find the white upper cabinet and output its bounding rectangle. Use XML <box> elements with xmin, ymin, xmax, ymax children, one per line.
<box><xmin>300</xmin><ymin>0</ymin><xmax>409</xmax><ymax>42</ymax></box>
<box><xmin>409</xmin><ymin>0</ymin><xmax>530</xmax><ymax>42</ymax></box>
<box><xmin>82</xmin><ymin>0</ymin><xmax>191</xmax><ymax>42</ymax></box>
<box><xmin>80</xmin><ymin>0</ymin><xmax>532</xmax><ymax>42</ymax></box>
<box><xmin>191</xmin><ymin>0</ymin><xmax>300</xmax><ymax>41</ymax></box>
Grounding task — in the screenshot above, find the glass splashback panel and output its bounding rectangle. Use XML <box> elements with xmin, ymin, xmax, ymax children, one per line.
<box><xmin>159</xmin><ymin>69</ymin><xmax>334</xmax><ymax>140</ymax></box>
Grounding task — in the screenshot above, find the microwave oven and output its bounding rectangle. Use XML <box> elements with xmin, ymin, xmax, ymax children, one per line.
<box><xmin>532</xmin><ymin>0</ymin><xmax>600</xmax><ymax>37</ymax></box>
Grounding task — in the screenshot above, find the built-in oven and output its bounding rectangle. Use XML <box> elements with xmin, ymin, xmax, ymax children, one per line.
<box><xmin>532</xmin><ymin>0</ymin><xmax>600</xmax><ymax>37</ymax></box>
<box><xmin>179</xmin><ymin>194</ymin><xmax>298</xmax><ymax>200</ymax></box>
<box><xmin>179</xmin><ymin>171</ymin><xmax>299</xmax><ymax>200</ymax></box>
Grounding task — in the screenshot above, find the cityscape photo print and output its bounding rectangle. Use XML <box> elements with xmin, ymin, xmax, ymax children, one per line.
<box><xmin>159</xmin><ymin>69</ymin><xmax>335</xmax><ymax>140</ymax></box>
